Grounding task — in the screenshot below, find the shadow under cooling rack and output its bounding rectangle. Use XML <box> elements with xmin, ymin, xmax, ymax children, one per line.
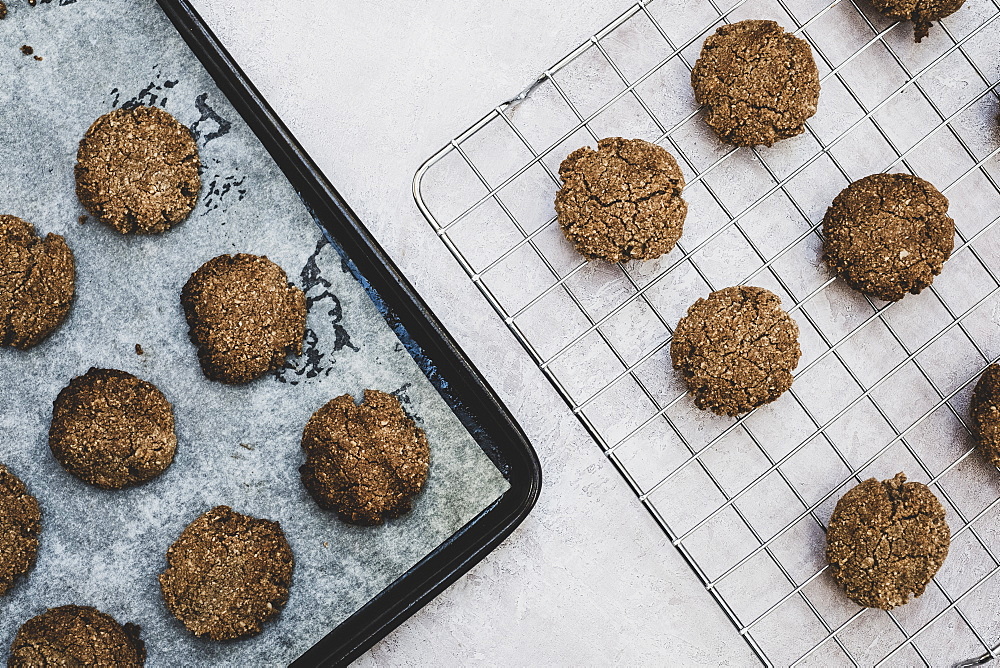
<box><xmin>414</xmin><ymin>0</ymin><xmax>1000</xmax><ymax>665</ymax></box>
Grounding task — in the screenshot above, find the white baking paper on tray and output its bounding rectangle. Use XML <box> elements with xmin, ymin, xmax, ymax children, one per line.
<box><xmin>0</xmin><ymin>0</ymin><xmax>510</xmax><ymax>664</ymax></box>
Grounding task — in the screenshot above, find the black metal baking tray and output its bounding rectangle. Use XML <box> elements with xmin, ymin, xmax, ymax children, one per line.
<box><xmin>153</xmin><ymin>1</ymin><xmax>541</xmax><ymax>664</ymax></box>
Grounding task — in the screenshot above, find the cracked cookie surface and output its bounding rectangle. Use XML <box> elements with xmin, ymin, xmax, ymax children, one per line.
<box><xmin>871</xmin><ymin>0</ymin><xmax>966</xmax><ymax>42</ymax></box>
<box><xmin>8</xmin><ymin>605</ymin><xmax>145</xmax><ymax>667</ymax></box>
<box><xmin>827</xmin><ymin>473</ymin><xmax>950</xmax><ymax>610</ymax></box>
<box><xmin>555</xmin><ymin>137</ymin><xmax>687</xmax><ymax>263</ymax></box>
<box><xmin>48</xmin><ymin>368</ymin><xmax>177</xmax><ymax>490</ymax></box>
<box><xmin>970</xmin><ymin>363</ymin><xmax>1000</xmax><ymax>469</ymax></box>
<box><xmin>0</xmin><ymin>215</ymin><xmax>75</xmax><ymax>350</ymax></box>
<box><xmin>691</xmin><ymin>20</ymin><xmax>820</xmax><ymax>147</ymax></box>
<box><xmin>671</xmin><ymin>286</ymin><xmax>800</xmax><ymax>416</ymax></box>
<box><xmin>0</xmin><ymin>464</ymin><xmax>41</xmax><ymax>597</ymax></box>
<box><xmin>159</xmin><ymin>506</ymin><xmax>294</xmax><ymax>641</ymax></box>
<box><xmin>181</xmin><ymin>254</ymin><xmax>306</xmax><ymax>385</ymax></box>
<box><xmin>300</xmin><ymin>390</ymin><xmax>430</xmax><ymax>525</ymax></box>
<box><xmin>823</xmin><ymin>173</ymin><xmax>954</xmax><ymax>302</ymax></box>
<box><xmin>75</xmin><ymin>106</ymin><xmax>200</xmax><ymax>234</ymax></box>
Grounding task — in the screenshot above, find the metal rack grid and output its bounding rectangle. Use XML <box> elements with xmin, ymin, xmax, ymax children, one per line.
<box><xmin>413</xmin><ymin>0</ymin><xmax>1000</xmax><ymax>665</ymax></box>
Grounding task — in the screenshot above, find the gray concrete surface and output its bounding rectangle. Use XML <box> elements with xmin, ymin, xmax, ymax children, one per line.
<box><xmin>187</xmin><ymin>1</ymin><xmax>757</xmax><ymax>664</ymax></box>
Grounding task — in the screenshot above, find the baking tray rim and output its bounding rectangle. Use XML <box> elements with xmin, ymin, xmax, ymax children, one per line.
<box><xmin>148</xmin><ymin>1</ymin><xmax>543</xmax><ymax>665</ymax></box>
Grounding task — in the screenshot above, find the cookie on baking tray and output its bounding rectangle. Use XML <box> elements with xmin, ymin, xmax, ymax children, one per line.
<box><xmin>0</xmin><ymin>215</ymin><xmax>75</xmax><ymax>350</ymax></box>
<box><xmin>8</xmin><ymin>605</ymin><xmax>146</xmax><ymax>667</ymax></box>
<box><xmin>159</xmin><ymin>506</ymin><xmax>294</xmax><ymax>641</ymax></box>
<box><xmin>75</xmin><ymin>105</ymin><xmax>200</xmax><ymax>234</ymax></box>
<box><xmin>0</xmin><ymin>464</ymin><xmax>41</xmax><ymax>597</ymax></box>
<box><xmin>300</xmin><ymin>390</ymin><xmax>430</xmax><ymax>526</ymax></box>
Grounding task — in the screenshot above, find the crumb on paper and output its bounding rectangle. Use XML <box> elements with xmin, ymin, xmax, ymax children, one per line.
<box><xmin>322</xmin><ymin>542</ymin><xmax>329</xmax><ymax>548</ymax></box>
<box><xmin>238</xmin><ymin>443</ymin><xmax>253</xmax><ymax>451</ymax></box>
<box><xmin>134</xmin><ymin>343</ymin><xmax>143</xmax><ymax>355</ymax></box>
<box><xmin>78</xmin><ymin>215</ymin><xmax>87</xmax><ymax>225</ymax></box>
<box><xmin>21</xmin><ymin>45</ymin><xmax>34</xmax><ymax>56</ymax></box>
<box><xmin>34</xmin><ymin>56</ymin><xmax>42</xmax><ymax>61</ymax></box>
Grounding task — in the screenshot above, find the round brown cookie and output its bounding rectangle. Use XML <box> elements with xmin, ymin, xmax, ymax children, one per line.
<box><xmin>827</xmin><ymin>473</ymin><xmax>950</xmax><ymax>609</ymax></box>
<box><xmin>554</xmin><ymin>137</ymin><xmax>687</xmax><ymax>263</ymax></box>
<box><xmin>75</xmin><ymin>105</ymin><xmax>200</xmax><ymax>234</ymax></box>
<box><xmin>822</xmin><ymin>173</ymin><xmax>954</xmax><ymax>303</ymax></box>
<box><xmin>0</xmin><ymin>464</ymin><xmax>41</xmax><ymax>596</ymax></box>
<box><xmin>181</xmin><ymin>254</ymin><xmax>306</xmax><ymax>385</ymax></box>
<box><xmin>48</xmin><ymin>368</ymin><xmax>177</xmax><ymax>490</ymax></box>
<box><xmin>0</xmin><ymin>215</ymin><xmax>75</xmax><ymax>350</ymax></box>
<box><xmin>691</xmin><ymin>20</ymin><xmax>820</xmax><ymax>147</ymax></box>
<box><xmin>300</xmin><ymin>390</ymin><xmax>430</xmax><ymax>525</ymax></box>
<box><xmin>671</xmin><ymin>286</ymin><xmax>801</xmax><ymax>416</ymax></box>
<box><xmin>871</xmin><ymin>0</ymin><xmax>966</xmax><ymax>42</ymax></box>
<box><xmin>8</xmin><ymin>605</ymin><xmax>145</xmax><ymax>667</ymax></box>
<box><xmin>159</xmin><ymin>506</ymin><xmax>294</xmax><ymax>641</ymax></box>
<box><xmin>970</xmin><ymin>363</ymin><xmax>1000</xmax><ymax>469</ymax></box>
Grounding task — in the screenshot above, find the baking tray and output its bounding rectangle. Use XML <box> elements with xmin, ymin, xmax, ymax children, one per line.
<box><xmin>414</xmin><ymin>0</ymin><xmax>1000</xmax><ymax>665</ymax></box>
<box><xmin>0</xmin><ymin>0</ymin><xmax>540</xmax><ymax>665</ymax></box>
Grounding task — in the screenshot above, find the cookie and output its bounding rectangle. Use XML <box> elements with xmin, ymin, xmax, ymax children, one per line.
<box><xmin>691</xmin><ymin>20</ymin><xmax>820</xmax><ymax>147</ymax></box>
<box><xmin>181</xmin><ymin>254</ymin><xmax>306</xmax><ymax>385</ymax></box>
<box><xmin>671</xmin><ymin>286</ymin><xmax>801</xmax><ymax>416</ymax></box>
<box><xmin>75</xmin><ymin>106</ymin><xmax>200</xmax><ymax>234</ymax></box>
<box><xmin>159</xmin><ymin>506</ymin><xmax>294</xmax><ymax>640</ymax></box>
<box><xmin>822</xmin><ymin>173</ymin><xmax>954</xmax><ymax>302</ymax></box>
<box><xmin>0</xmin><ymin>215</ymin><xmax>75</xmax><ymax>350</ymax></box>
<box><xmin>871</xmin><ymin>0</ymin><xmax>966</xmax><ymax>42</ymax></box>
<box><xmin>827</xmin><ymin>473</ymin><xmax>950</xmax><ymax>609</ymax></box>
<box><xmin>554</xmin><ymin>137</ymin><xmax>687</xmax><ymax>263</ymax></box>
<box><xmin>970</xmin><ymin>363</ymin><xmax>1000</xmax><ymax>468</ymax></box>
<box><xmin>8</xmin><ymin>605</ymin><xmax>145</xmax><ymax>667</ymax></box>
<box><xmin>0</xmin><ymin>464</ymin><xmax>41</xmax><ymax>596</ymax></box>
<box><xmin>49</xmin><ymin>368</ymin><xmax>177</xmax><ymax>490</ymax></box>
<box><xmin>300</xmin><ymin>390</ymin><xmax>430</xmax><ymax>525</ymax></box>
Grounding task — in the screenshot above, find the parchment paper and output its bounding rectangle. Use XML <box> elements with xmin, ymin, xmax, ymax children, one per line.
<box><xmin>0</xmin><ymin>1</ymin><xmax>510</xmax><ymax>664</ymax></box>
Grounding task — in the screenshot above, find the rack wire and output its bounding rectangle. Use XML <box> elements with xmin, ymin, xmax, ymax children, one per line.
<box><xmin>413</xmin><ymin>0</ymin><xmax>1000</xmax><ymax>665</ymax></box>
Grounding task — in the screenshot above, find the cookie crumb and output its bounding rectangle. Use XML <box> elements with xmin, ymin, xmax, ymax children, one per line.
<box><xmin>33</xmin><ymin>55</ymin><xmax>42</xmax><ymax>61</ymax></box>
<box><xmin>239</xmin><ymin>442</ymin><xmax>253</xmax><ymax>451</ymax></box>
<box><xmin>78</xmin><ymin>215</ymin><xmax>87</xmax><ymax>225</ymax></box>
<box><xmin>20</xmin><ymin>45</ymin><xmax>33</xmax><ymax>56</ymax></box>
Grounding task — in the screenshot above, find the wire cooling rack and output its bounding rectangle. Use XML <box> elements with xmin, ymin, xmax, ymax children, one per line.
<box><xmin>413</xmin><ymin>0</ymin><xmax>1000</xmax><ymax>665</ymax></box>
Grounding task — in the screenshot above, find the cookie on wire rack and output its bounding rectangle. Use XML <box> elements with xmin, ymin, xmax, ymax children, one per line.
<box><xmin>554</xmin><ymin>137</ymin><xmax>687</xmax><ymax>263</ymax></box>
<box><xmin>690</xmin><ymin>19</ymin><xmax>820</xmax><ymax>147</ymax></box>
<box><xmin>671</xmin><ymin>285</ymin><xmax>801</xmax><ymax>417</ymax></box>
<box><xmin>826</xmin><ymin>473</ymin><xmax>950</xmax><ymax>610</ymax></box>
<box><xmin>870</xmin><ymin>0</ymin><xmax>967</xmax><ymax>42</ymax></box>
<box><xmin>970</xmin><ymin>363</ymin><xmax>1000</xmax><ymax>469</ymax></box>
<box><xmin>822</xmin><ymin>173</ymin><xmax>954</xmax><ymax>303</ymax></box>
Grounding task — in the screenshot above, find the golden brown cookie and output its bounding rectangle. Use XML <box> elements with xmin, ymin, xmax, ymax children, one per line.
<box><xmin>970</xmin><ymin>363</ymin><xmax>1000</xmax><ymax>468</ymax></box>
<box><xmin>8</xmin><ymin>605</ymin><xmax>145</xmax><ymax>667</ymax></box>
<box><xmin>826</xmin><ymin>473</ymin><xmax>950</xmax><ymax>609</ymax></box>
<box><xmin>75</xmin><ymin>106</ymin><xmax>200</xmax><ymax>234</ymax></box>
<box><xmin>159</xmin><ymin>506</ymin><xmax>294</xmax><ymax>641</ymax></box>
<box><xmin>554</xmin><ymin>137</ymin><xmax>687</xmax><ymax>263</ymax></box>
<box><xmin>691</xmin><ymin>20</ymin><xmax>820</xmax><ymax>147</ymax></box>
<box><xmin>0</xmin><ymin>215</ymin><xmax>75</xmax><ymax>350</ymax></box>
<box><xmin>871</xmin><ymin>0</ymin><xmax>966</xmax><ymax>42</ymax></box>
<box><xmin>181</xmin><ymin>254</ymin><xmax>306</xmax><ymax>385</ymax></box>
<box><xmin>300</xmin><ymin>390</ymin><xmax>430</xmax><ymax>525</ymax></box>
<box><xmin>0</xmin><ymin>464</ymin><xmax>41</xmax><ymax>597</ymax></box>
<box><xmin>671</xmin><ymin>286</ymin><xmax>801</xmax><ymax>416</ymax></box>
<box><xmin>823</xmin><ymin>173</ymin><xmax>954</xmax><ymax>302</ymax></box>
<box><xmin>48</xmin><ymin>368</ymin><xmax>177</xmax><ymax>490</ymax></box>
